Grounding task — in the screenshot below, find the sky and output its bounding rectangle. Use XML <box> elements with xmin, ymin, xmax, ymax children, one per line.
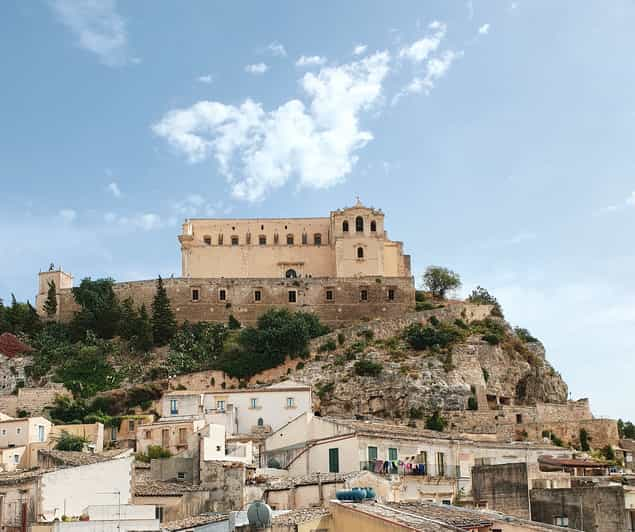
<box><xmin>1</xmin><ymin>1</ymin><xmax>635</xmax><ymax>420</ymax></box>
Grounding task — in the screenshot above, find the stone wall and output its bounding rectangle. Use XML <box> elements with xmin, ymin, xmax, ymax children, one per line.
<box><xmin>0</xmin><ymin>384</ymin><xmax>69</xmax><ymax>417</ymax></box>
<box><xmin>0</xmin><ymin>354</ymin><xmax>30</xmax><ymax>395</ymax></box>
<box><xmin>199</xmin><ymin>460</ymin><xmax>247</xmax><ymax>511</ymax></box>
<box><xmin>523</xmin><ymin>418</ymin><xmax>619</xmax><ymax>450</ymax></box>
<box><xmin>530</xmin><ymin>486</ymin><xmax>627</xmax><ymax>532</ymax></box>
<box><xmin>52</xmin><ymin>276</ymin><xmax>415</xmax><ymax>327</ymax></box>
<box><xmin>471</xmin><ymin>462</ymin><xmax>530</xmax><ymax>518</ymax></box>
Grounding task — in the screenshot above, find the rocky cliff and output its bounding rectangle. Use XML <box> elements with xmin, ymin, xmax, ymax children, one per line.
<box><xmin>289</xmin><ymin>303</ymin><xmax>568</xmax><ymax>420</ymax></box>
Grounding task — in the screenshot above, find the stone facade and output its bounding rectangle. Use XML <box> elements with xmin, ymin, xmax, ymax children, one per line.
<box><xmin>0</xmin><ymin>384</ymin><xmax>70</xmax><ymax>417</ymax></box>
<box><xmin>199</xmin><ymin>460</ymin><xmax>247</xmax><ymax>511</ymax></box>
<box><xmin>36</xmin><ymin>202</ymin><xmax>415</xmax><ymax>327</ymax></box>
<box><xmin>530</xmin><ymin>486</ymin><xmax>628</xmax><ymax>532</ymax></box>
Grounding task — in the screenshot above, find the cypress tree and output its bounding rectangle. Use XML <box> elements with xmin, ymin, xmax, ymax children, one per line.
<box><xmin>43</xmin><ymin>280</ymin><xmax>58</xmax><ymax>318</ymax></box>
<box><xmin>133</xmin><ymin>304</ymin><xmax>154</xmax><ymax>352</ymax></box>
<box><xmin>151</xmin><ymin>276</ymin><xmax>176</xmax><ymax>346</ymax></box>
<box><xmin>118</xmin><ymin>297</ymin><xmax>139</xmax><ymax>340</ymax></box>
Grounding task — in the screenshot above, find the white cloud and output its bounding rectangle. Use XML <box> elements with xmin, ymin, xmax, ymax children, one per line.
<box><xmin>597</xmin><ymin>191</ymin><xmax>635</xmax><ymax>214</ymax></box>
<box><xmin>353</xmin><ymin>44</ymin><xmax>368</xmax><ymax>56</ymax></box>
<box><xmin>478</xmin><ymin>23</ymin><xmax>490</xmax><ymax>35</ymax></box>
<box><xmin>296</xmin><ymin>55</ymin><xmax>327</xmax><ymax>67</ymax></box>
<box><xmin>397</xmin><ymin>49</ymin><xmax>463</xmax><ymax>101</ymax></box>
<box><xmin>107</xmin><ymin>181</ymin><xmax>121</xmax><ymax>198</ymax></box>
<box><xmin>59</xmin><ymin>209</ymin><xmax>77</xmax><ymax>223</ymax></box>
<box><xmin>266</xmin><ymin>41</ymin><xmax>287</xmax><ymax>57</ymax></box>
<box><xmin>104</xmin><ymin>211</ymin><xmax>171</xmax><ymax>230</ymax></box>
<box><xmin>50</xmin><ymin>0</ymin><xmax>130</xmax><ymax>66</ymax></box>
<box><xmin>398</xmin><ymin>21</ymin><xmax>446</xmax><ymax>63</ymax></box>
<box><xmin>245</xmin><ymin>63</ymin><xmax>268</xmax><ymax>75</ymax></box>
<box><xmin>197</xmin><ymin>74</ymin><xmax>213</xmax><ymax>84</ymax></box>
<box><xmin>153</xmin><ymin>52</ymin><xmax>391</xmax><ymax>202</ymax></box>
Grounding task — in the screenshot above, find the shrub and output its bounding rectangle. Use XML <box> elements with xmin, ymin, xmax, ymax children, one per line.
<box><xmin>296</xmin><ymin>362</ymin><xmax>305</xmax><ymax>370</ymax></box>
<box><xmin>482</xmin><ymin>334</ymin><xmax>501</xmax><ymax>345</ymax></box>
<box><xmin>167</xmin><ymin>321</ymin><xmax>228</xmax><ymax>375</ymax></box>
<box><xmin>514</xmin><ymin>327</ymin><xmax>539</xmax><ymax>343</ymax></box>
<box><xmin>422</xmin><ymin>266</ymin><xmax>461</xmax><ymax>299</ymax></box>
<box><xmin>482</xmin><ymin>368</ymin><xmax>490</xmax><ymax>383</ymax></box>
<box><xmin>353</xmin><ymin>359</ymin><xmax>382</xmax><ymax>377</ymax></box>
<box><xmin>55</xmin><ymin>431</ymin><xmax>89</xmax><ymax>451</ymax></box>
<box><xmin>550</xmin><ymin>433</ymin><xmax>564</xmax><ymax>447</ymax></box>
<box><xmin>425</xmin><ymin>411</ymin><xmax>447</xmax><ymax>432</ymax></box>
<box><xmin>579</xmin><ymin>428</ymin><xmax>590</xmax><ymax>451</ymax></box>
<box><xmin>467</xmin><ymin>396</ymin><xmax>478</xmax><ymax>410</ymax></box>
<box><xmin>337</xmin><ymin>332</ymin><xmax>345</xmax><ymax>345</ymax></box>
<box><xmin>318</xmin><ymin>339</ymin><xmax>337</xmax><ymax>353</ymax></box>
<box><xmin>404</xmin><ymin>322</ymin><xmax>464</xmax><ymax>351</ymax></box>
<box><xmin>415</xmin><ymin>290</ymin><xmax>428</xmax><ymax>302</ymax></box>
<box><xmin>428</xmin><ymin>316</ymin><xmax>440</xmax><ymax>327</ymax></box>
<box><xmin>467</xmin><ymin>286</ymin><xmax>504</xmax><ymax>317</ymax></box>
<box><xmin>602</xmin><ymin>445</ymin><xmax>616</xmax><ymax>461</ymax></box>
<box><xmin>358</xmin><ymin>329</ymin><xmax>374</xmax><ymax>341</ymax></box>
<box><xmin>415</xmin><ymin>301</ymin><xmax>438</xmax><ymax>311</ymax></box>
<box><xmin>316</xmin><ymin>381</ymin><xmax>335</xmax><ymax>399</ymax></box>
<box><xmin>136</xmin><ymin>445</ymin><xmax>172</xmax><ymax>463</ymax></box>
<box><xmin>228</xmin><ymin>314</ymin><xmax>241</xmax><ymax>329</ymax></box>
<box><xmin>409</xmin><ymin>406</ymin><xmax>424</xmax><ymax>419</ymax></box>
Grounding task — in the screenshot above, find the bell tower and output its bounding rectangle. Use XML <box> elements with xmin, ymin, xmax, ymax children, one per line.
<box><xmin>35</xmin><ymin>264</ymin><xmax>73</xmax><ymax>316</ymax></box>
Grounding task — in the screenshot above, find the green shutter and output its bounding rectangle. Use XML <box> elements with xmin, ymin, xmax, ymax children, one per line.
<box><xmin>388</xmin><ymin>447</ymin><xmax>398</xmax><ymax>461</ymax></box>
<box><xmin>368</xmin><ymin>446</ymin><xmax>378</xmax><ymax>461</ymax></box>
<box><xmin>329</xmin><ymin>448</ymin><xmax>339</xmax><ymax>473</ymax></box>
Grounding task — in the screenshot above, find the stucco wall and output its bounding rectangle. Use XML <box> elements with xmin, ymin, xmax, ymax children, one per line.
<box><xmin>40</xmin><ymin>455</ymin><xmax>133</xmax><ymax>520</ymax></box>
<box><xmin>471</xmin><ymin>462</ymin><xmax>530</xmax><ymax>518</ymax></box>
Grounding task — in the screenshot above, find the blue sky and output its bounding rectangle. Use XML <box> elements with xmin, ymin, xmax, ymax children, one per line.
<box><xmin>1</xmin><ymin>1</ymin><xmax>635</xmax><ymax>420</ymax></box>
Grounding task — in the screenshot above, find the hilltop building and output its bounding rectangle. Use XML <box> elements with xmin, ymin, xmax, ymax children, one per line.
<box><xmin>35</xmin><ymin>200</ymin><xmax>415</xmax><ymax>326</ymax></box>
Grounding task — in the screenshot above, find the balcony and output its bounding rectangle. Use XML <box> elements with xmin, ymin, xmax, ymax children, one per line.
<box><xmin>359</xmin><ymin>461</ymin><xmax>460</xmax><ymax>478</ymax></box>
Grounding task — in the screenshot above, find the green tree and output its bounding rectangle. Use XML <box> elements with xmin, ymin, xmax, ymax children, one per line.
<box><xmin>167</xmin><ymin>321</ymin><xmax>227</xmax><ymax>374</ymax></box>
<box><xmin>579</xmin><ymin>428</ymin><xmax>590</xmax><ymax>451</ymax></box>
<box><xmin>132</xmin><ymin>304</ymin><xmax>154</xmax><ymax>352</ymax></box>
<box><xmin>70</xmin><ymin>278</ymin><xmax>121</xmax><ymax>339</ymax></box>
<box><xmin>151</xmin><ymin>276</ymin><xmax>177</xmax><ymax>346</ymax></box>
<box><xmin>0</xmin><ymin>299</ymin><xmax>8</xmax><ymax>333</ymax></box>
<box><xmin>55</xmin><ymin>430</ymin><xmax>88</xmax><ymax>451</ymax></box>
<box><xmin>5</xmin><ymin>295</ymin><xmax>41</xmax><ymax>335</ymax></box>
<box><xmin>618</xmin><ymin>419</ymin><xmax>635</xmax><ymax>439</ymax></box>
<box><xmin>43</xmin><ymin>280</ymin><xmax>58</xmax><ymax>318</ymax></box>
<box><xmin>425</xmin><ymin>411</ymin><xmax>447</xmax><ymax>432</ymax></box>
<box><xmin>422</xmin><ymin>266</ymin><xmax>462</xmax><ymax>299</ymax></box>
<box><xmin>118</xmin><ymin>297</ymin><xmax>139</xmax><ymax>341</ymax></box>
<box><xmin>467</xmin><ymin>286</ymin><xmax>504</xmax><ymax>317</ymax></box>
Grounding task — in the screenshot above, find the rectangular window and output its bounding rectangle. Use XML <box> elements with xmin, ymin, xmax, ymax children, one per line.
<box><xmin>38</xmin><ymin>425</ymin><xmax>45</xmax><ymax>442</ymax></box>
<box><xmin>177</xmin><ymin>472</ymin><xmax>186</xmax><ymax>480</ymax></box>
<box><xmin>178</xmin><ymin>427</ymin><xmax>187</xmax><ymax>444</ymax></box>
<box><xmin>231</xmin><ymin>236</ymin><xmax>239</xmax><ymax>246</ymax></box>
<box><xmin>326</xmin><ymin>289</ymin><xmax>333</xmax><ymax>301</ymax></box>
<box><xmin>302</xmin><ymin>233</ymin><xmax>308</xmax><ymax>245</ymax></box>
<box><xmin>111</xmin><ymin>426</ymin><xmax>117</xmax><ymax>441</ymax></box>
<box><xmin>170</xmin><ymin>399</ymin><xmax>178</xmax><ymax>415</ymax></box>
<box><xmin>1</xmin><ymin>429</ymin><xmax>5</xmax><ymax>436</ymax></box>
<box><xmin>388</xmin><ymin>289</ymin><xmax>395</xmax><ymax>301</ymax></box>
<box><xmin>13</xmin><ymin>454</ymin><xmax>19</xmax><ymax>464</ymax></box>
<box><xmin>216</xmin><ymin>400</ymin><xmax>225</xmax><ymax>412</ymax></box>
<box><xmin>250</xmin><ymin>398</ymin><xmax>258</xmax><ymax>409</ymax></box>
<box><xmin>388</xmin><ymin>447</ymin><xmax>398</xmax><ymax>461</ymax></box>
<box><xmin>368</xmin><ymin>446</ymin><xmax>378</xmax><ymax>462</ymax></box>
<box><xmin>155</xmin><ymin>507</ymin><xmax>164</xmax><ymax>522</ymax></box>
<box><xmin>218</xmin><ymin>234</ymin><xmax>223</xmax><ymax>245</ymax></box>
<box><xmin>360</xmin><ymin>289</ymin><xmax>368</xmax><ymax>301</ymax></box>
<box><xmin>191</xmin><ymin>288</ymin><xmax>200</xmax><ymax>301</ymax></box>
<box><xmin>259</xmin><ymin>235</ymin><xmax>267</xmax><ymax>245</ymax></box>
<box><xmin>16</xmin><ymin>428</ymin><xmax>21</xmax><ymax>435</ymax></box>
<box><xmin>437</xmin><ymin>452</ymin><xmax>445</xmax><ymax>476</ymax></box>
<box><xmin>287</xmin><ymin>234</ymin><xmax>294</xmax><ymax>245</ymax></box>
<box><xmin>314</xmin><ymin>233</ymin><xmax>322</xmax><ymax>246</ymax></box>
<box><xmin>128</xmin><ymin>420</ymin><xmax>135</xmax><ymax>431</ymax></box>
<box><xmin>553</xmin><ymin>517</ymin><xmax>569</xmax><ymax>527</ymax></box>
<box><xmin>288</xmin><ymin>290</ymin><xmax>297</xmax><ymax>303</ymax></box>
<box><xmin>145</xmin><ymin>431</ymin><xmax>151</xmax><ymax>439</ymax></box>
<box><xmin>286</xmin><ymin>397</ymin><xmax>295</xmax><ymax>408</ymax></box>
<box><xmin>219</xmin><ymin>289</ymin><xmax>226</xmax><ymax>301</ymax></box>
<box><xmin>329</xmin><ymin>448</ymin><xmax>340</xmax><ymax>473</ymax></box>
<box><xmin>254</xmin><ymin>290</ymin><xmax>261</xmax><ymax>302</ymax></box>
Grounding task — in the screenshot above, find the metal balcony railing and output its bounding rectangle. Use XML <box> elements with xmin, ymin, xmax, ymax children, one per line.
<box><xmin>359</xmin><ymin>460</ymin><xmax>460</xmax><ymax>478</ymax></box>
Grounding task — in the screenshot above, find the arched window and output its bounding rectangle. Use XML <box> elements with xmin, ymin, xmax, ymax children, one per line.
<box><xmin>342</xmin><ymin>220</ymin><xmax>349</xmax><ymax>232</ymax></box>
<box><xmin>355</xmin><ymin>216</ymin><xmax>364</xmax><ymax>232</ymax></box>
<box><xmin>357</xmin><ymin>247</ymin><xmax>364</xmax><ymax>258</ymax></box>
<box><xmin>203</xmin><ymin>235</ymin><xmax>212</xmax><ymax>246</ymax></box>
<box><xmin>370</xmin><ymin>220</ymin><xmax>377</xmax><ymax>232</ymax></box>
<box><xmin>257</xmin><ymin>418</ymin><xmax>264</xmax><ymax>427</ymax></box>
<box><xmin>285</xmin><ymin>269</ymin><xmax>297</xmax><ymax>279</ymax></box>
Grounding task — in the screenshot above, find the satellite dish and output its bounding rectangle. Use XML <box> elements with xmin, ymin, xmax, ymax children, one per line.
<box><xmin>247</xmin><ymin>500</ymin><xmax>273</xmax><ymax>529</ymax></box>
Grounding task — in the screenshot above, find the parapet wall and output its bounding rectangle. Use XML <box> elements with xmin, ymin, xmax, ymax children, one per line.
<box><xmin>52</xmin><ymin>276</ymin><xmax>415</xmax><ymax>327</ymax></box>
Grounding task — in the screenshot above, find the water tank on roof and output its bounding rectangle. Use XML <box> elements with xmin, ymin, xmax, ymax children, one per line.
<box><xmin>336</xmin><ymin>489</ymin><xmax>364</xmax><ymax>502</ymax></box>
<box><xmin>247</xmin><ymin>500</ymin><xmax>273</xmax><ymax>529</ymax></box>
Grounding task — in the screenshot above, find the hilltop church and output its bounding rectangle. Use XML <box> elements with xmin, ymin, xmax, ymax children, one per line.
<box><xmin>37</xmin><ymin>200</ymin><xmax>415</xmax><ymax>326</ymax></box>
